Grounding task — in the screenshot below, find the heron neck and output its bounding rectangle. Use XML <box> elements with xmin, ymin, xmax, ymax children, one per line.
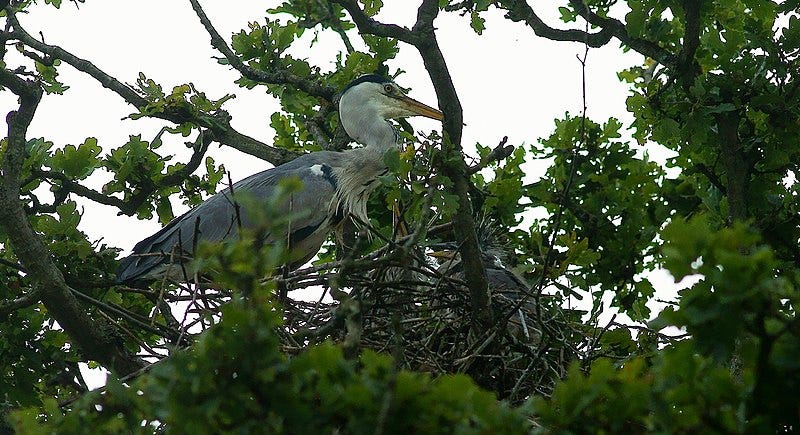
<box><xmin>340</xmin><ymin>97</ymin><xmax>399</xmax><ymax>150</ymax></box>
<box><xmin>331</xmin><ymin>125</ymin><xmax>398</xmax><ymax>225</ymax></box>
<box><xmin>341</xmin><ymin>110</ymin><xmax>398</xmax><ymax>175</ymax></box>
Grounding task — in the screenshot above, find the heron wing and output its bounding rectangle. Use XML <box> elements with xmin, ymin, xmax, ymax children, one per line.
<box><xmin>116</xmin><ymin>152</ymin><xmax>343</xmax><ymax>284</ymax></box>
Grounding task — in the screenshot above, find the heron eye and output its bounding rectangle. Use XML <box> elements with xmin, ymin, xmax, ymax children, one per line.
<box><xmin>383</xmin><ymin>84</ymin><xmax>393</xmax><ymax>93</ymax></box>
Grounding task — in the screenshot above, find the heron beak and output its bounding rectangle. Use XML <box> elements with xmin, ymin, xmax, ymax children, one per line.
<box><xmin>395</xmin><ymin>95</ymin><xmax>444</xmax><ymax>120</ymax></box>
<box><xmin>428</xmin><ymin>250</ymin><xmax>456</xmax><ymax>260</ymax></box>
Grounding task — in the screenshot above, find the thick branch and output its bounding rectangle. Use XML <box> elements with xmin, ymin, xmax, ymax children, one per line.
<box><xmin>568</xmin><ymin>0</ymin><xmax>677</xmax><ymax>66</ymax></box>
<box><xmin>496</xmin><ymin>0</ymin><xmax>614</xmax><ymax>47</ymax></box>
<box><xmin>418</xmin><ymin>48</ymin><xmax>493</xmax><ymax>328</ymax></box>
<box><xmin>0</xmin><ymin>68</ymin><xmax>143</xmax><ymax>375</ymax></box>
<box><xmin>717</xmin><ymin>111</ymin><xmax>749</xmax><ymax>222</ymax></box>
<box><xmin>677</xmin><ymin>0</ymin><xmax>702</xmax><ymax>89</ymax></box>
<box><xmin>7</xmin><ymin>12</ymin><xmax>294</xmax><ymax>165</ymax></box>
<box><xmin>337</xmin><ymin>0</ymin><xmax>493</xmax><ymax>327</ymax></box>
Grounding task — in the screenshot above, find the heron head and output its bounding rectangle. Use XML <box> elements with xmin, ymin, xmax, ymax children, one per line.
<box><xmin>428</xmin><ymin>220</ymin><xmax>509</xmax><ymax>270</ymax></box>
<box><xmin>428</xmin><ymin>242</ymin><xmax>505</xmax><ymax>271</ymax></box>
<box><xmin>338</xmin><ymin>75</ymin><xmax>443</xmax><ymax>145</ymax></box>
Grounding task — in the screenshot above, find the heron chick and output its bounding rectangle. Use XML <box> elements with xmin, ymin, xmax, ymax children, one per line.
<box><xmin>116</xmin><ymin>75</ymin><xmax>443</xmax><ymax>286</ymax></box>
<box><xmin>429</xmin><ymin>239</ymin><xmax>537</xmax><ymax>341</ymax></box>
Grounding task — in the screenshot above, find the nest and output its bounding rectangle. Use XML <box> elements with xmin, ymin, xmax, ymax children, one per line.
<box><xmin>114</xmin><ymin>231</ymin><xmax>590</xmax><ymax>404</ymax></box>
<box><xmin>275</xmin><ymin>249</ymin><xmax>589</xmax><ymax>404</ymax></box>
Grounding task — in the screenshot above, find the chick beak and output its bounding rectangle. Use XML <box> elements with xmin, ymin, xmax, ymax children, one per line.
<box><xmin>428</xmin><ymin>250</ymin><xmax>456</xmax><ymax>260</ymax></box>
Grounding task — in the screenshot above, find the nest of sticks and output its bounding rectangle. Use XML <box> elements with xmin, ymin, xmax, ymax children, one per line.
<box><xmin>274</xmin><ymin>243</ymin><xmax>590</xmax><ymax>404</ymax></box>
<box><xmin>115</xmin><ymin>226</ymin><xmax>590</xmax><ymax>404</ymax></box>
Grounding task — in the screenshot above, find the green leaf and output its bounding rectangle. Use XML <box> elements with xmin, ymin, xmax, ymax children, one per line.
<box><xmin>782</xmin><ymin>15</ymin><xmax>800</xmax><ymax>49</ymax></box>
<box><xmin>382</xmin><ymin>147</ymin><xmax>401</xmax><ymax>172</ymax></box>
<box><xmin>651</xmin><ymin>117</ymin><xmax>681</xmax><ymax>146</ymax></box>
<box><xmin>558</xmin><ymin>6</ymin><xmax>577</xmax><ymax>23</ymax></box>
<box><xmin>50</xmin><ymin>137</ymin><xmax>102</xmax><ymax>180</ymax></box>
<box><xmin>706</xmin><ymin>103</ymin><xmax>736</xmax><ymax>114</ymax></box>
<box><xmin>470</xmin><ymin>11</ymin><xmax>486</xmax><ymax>35</ymax></box>
<box><xmin>361</xmin><ymin>0</ymin><xmax>383</xmax><ymax>16</ymax></box>
<box><xmin>625</xmin><ymin>7</ymin><xmax>646</xmax><ymax>38</ymax></box>
<box><xmin>155</xmin><ymin>197</ymin><xmax>174</xmax><ymax>224</ymax></box>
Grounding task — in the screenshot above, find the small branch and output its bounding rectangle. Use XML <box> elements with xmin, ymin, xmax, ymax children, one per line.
<box><xmin>567</xmin><ymin>0</ymin><xmax>677</xmax><ymax>66</ymax></box>
<box><xmin>33</xmin><ymin>169</ymin><xmax>126</xmax><ymax>208</ymax></box>
<box><xmin>0</xmin><ymin>257</ymin><xmax>27</xmax><ymax>273</ymax></box>
<box><xmin>693</xmin><ymin>163</ymin><xmax>727</xmax><ymax>195</ymax></box>
<box><xmin>69</xmin><ymin>288</ymin><xmax>182</xmax><ymax>343</ymax></box>
<box><xmin>0</xmin><ymin>288</ymin><xmax>41</xmax><ymax>318</ymax></box>
<box><xmin>495</xmin><ymin>0</ymin><xmax>615</xmax><ymax>48</ymax></box>
<box><xmin>533</xmin><ymin>17</ymin><xmax>591</xmax><ymax>325</ymax></box>
<box><xmin>467</xmin><ymin>136</ymin><xmax>514</xmax><ymax>175</ymax></box>
<box><xmin>332</xmin><ymin>0</ymin><xmax>418</xmax><ymax>44</ymax></box>
<box><xmin>31</xmin><ymin>129</ymin><xmax>213</xmax><ymax>216</ymax></box>
<box><xmin>187</xmin><ymin>0</ymin><xmax>336</xmax><ymax>101</ymax></box>
<box><xmin>304</xmin><ymin>106</ymin><xmax>335</xmax><ymax>150</ymax></box>
<box><xmin>121</xmin><ymin>129</ymin><xmax>213</xmax><ymax>215</ymax></box>
<box><xmin>7</xmin><ymin>12</ymin><xmax>295</xmax><ymax>165</ymax></box>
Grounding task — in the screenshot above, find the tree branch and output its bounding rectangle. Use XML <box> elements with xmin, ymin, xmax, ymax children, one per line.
<box><xmin>0</xmin><ymin>289</ymin><xmax>41</xmax><ymax>319</ymax></box>
<box><xmin>33</xmin><ymin>169</ymin><xmax>126</xmax><ymax>208</ymax></box>
<box><xmin>495</xmin><ymin>0</ymin><xmax>614</xmax><ymax>47</ymax></box>
<box><xmin>30</xmin><ymin>129</ymin><xmax>213</xmax><ymax>216</ymax></box>
<box><xmin>717</xmin><ymin>111</ymin><xmax>749</xmax><ymax>222</ymax></box>
<box><xmin>567</xmin><ymin>0</ymin><xmax>677</xmax><ymax>66</ymax></box>
<box><xmin>332</xmin><ymin>0</ymin><xmax>417</xmax><ymax>44</ymax></box>
<box><xmin>414</xmin><ymin>4</ymin><xmax>493</xmax><ymax>329</ymax></box>
<box><xmin>677</xmin><ymin>0</ymin><xmax>703</xmax><ymax>89</ymax></box>
<box><xmin>336</xmin><ymin>0</ymin><xmax>493</xmax><ymax>328</ymax></box>
<box><xmin>7</xmin><ymin>12</ymin><xmax>295</xmax><ymax>165</ymax></box>
<box><xmin>467</xmin><ymin>136</ymin><xmax>514</xmax><ymax>175</ymax></box>
<box><xmin>187</xmin><ymin>0</ymin><xmax>337</xmax><ymax>101</ymax></box>
<box><xmin>0</xmin><ymin>67</ymin><xmax>144</xmax><ymax>375</ymax></box>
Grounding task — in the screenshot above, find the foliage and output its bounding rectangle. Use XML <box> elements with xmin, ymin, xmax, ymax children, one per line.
<box><xmin>10</xmin><ymin>288</ymin><xmax>530</xmax><ymax>433</ymax></box>
<box><xmin>2</xmin><ymin>0</ymin><xmax>799</xmax><ymax>433</ymax></box>
<box><xmin>525</xmin><ymin>115</ymin><xmax>667</xmax><ymax>321</ymax></box>
<box><xmin>533</xmin><ymin>216</ymin><xmax>800</xmax><ymax>432</ymax></box>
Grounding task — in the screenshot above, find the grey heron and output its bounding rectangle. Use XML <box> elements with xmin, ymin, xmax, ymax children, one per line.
<box><xmin>429</xmin><ymin>239</ymin><xmax>537</xmax><ymax>341</ymax></box>
<box><xmin>116</xmin><ymin>75</ymin><xmax>443</xmax><ymax>286</ymax></box>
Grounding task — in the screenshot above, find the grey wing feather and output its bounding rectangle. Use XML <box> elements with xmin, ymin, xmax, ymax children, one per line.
<box><xmin>115</xmin><ymin>152</ymin><xmax>342</xmax><ymax>284</ymax></box>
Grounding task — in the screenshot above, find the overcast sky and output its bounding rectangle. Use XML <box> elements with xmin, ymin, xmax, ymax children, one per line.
<box><xmin>4</xmin><ymin>1</ymin><xmax>685</xmax><ymax>386</ymax></box>
<box><xmin>9</xmin><ymin>2</ymin><xmax>647</xmax><ymax>241</ymax></box>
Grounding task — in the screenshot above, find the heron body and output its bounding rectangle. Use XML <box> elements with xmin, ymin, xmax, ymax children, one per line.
<box><xmin>432</xmin><ymin>246</ymin><xmax>531</xmax><ymax>300</ymax></box>
<box><xmin>430</xmin><ymin>242</ymin><xmax>537</xmax><ymax>341</ymax></box>
<box><xmin>116</xmin><ymin>75</ymin><xmax>443</xmax><ymax>285</ymax></box>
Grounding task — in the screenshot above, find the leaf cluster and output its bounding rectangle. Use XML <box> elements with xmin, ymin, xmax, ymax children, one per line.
<box><xmin>10</xmin><ymin>286</ymin><xmax>530</xmax><ymax>434</ymax></box>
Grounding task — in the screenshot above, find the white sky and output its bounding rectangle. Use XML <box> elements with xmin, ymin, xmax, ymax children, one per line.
<box><xmin>3</xmin><ymin>1</ymin><xmax>690</xmax><ymax>388</ymax></box>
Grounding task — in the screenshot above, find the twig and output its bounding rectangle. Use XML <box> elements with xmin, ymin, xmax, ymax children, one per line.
<box><xmin>0</xmin><ymin>288</ymin><xmax>41</xmax><ymax>318</ymax></box>
<box><xmin>187</xmin><ymin>0</ymin><xmax>336</xmax><ymax>101</ymax></box>
<box><xmin>467</xmin><ymin>136</ymin><xmax>514</xmax><ymax>175</ymax></box>
<box><xmin>7</xmin><ymin>11</ymin><xmax>295</xmax><ymax>164</ymax></box>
